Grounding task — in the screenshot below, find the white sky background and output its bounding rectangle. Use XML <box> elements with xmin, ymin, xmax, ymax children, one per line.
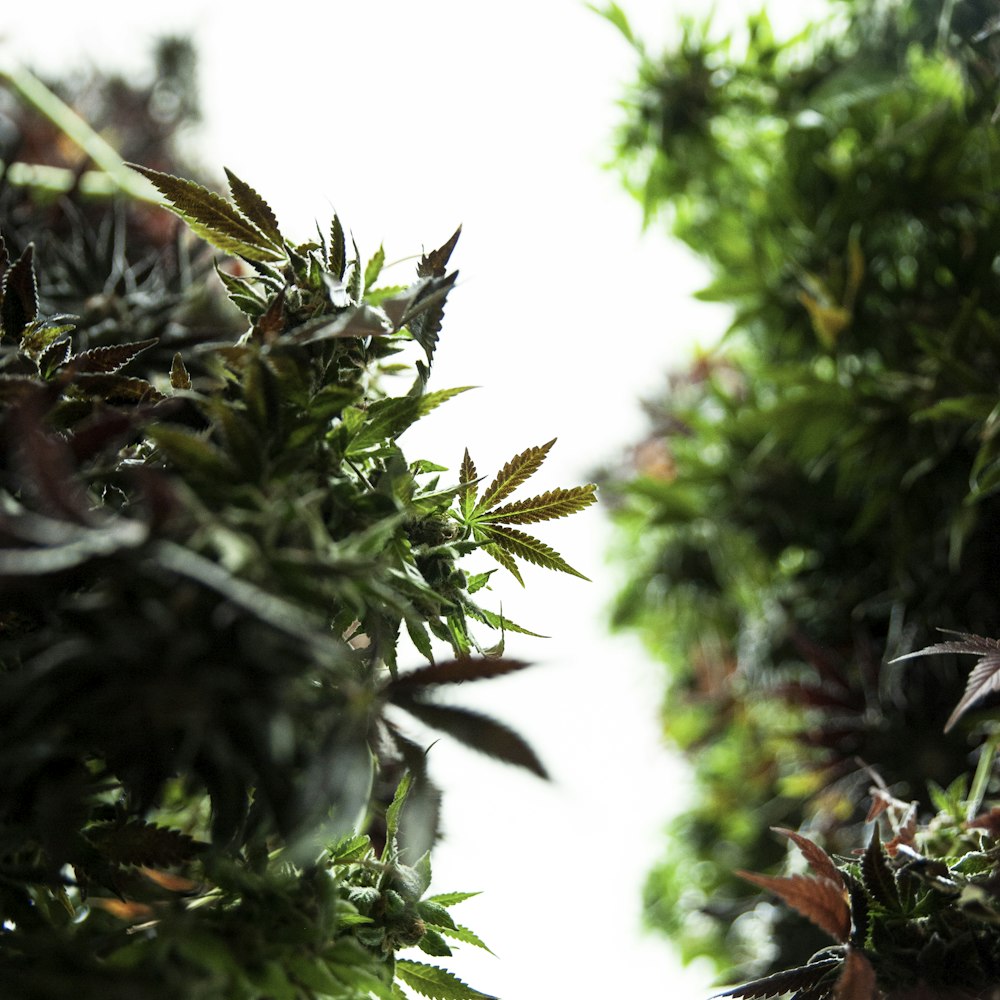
<box><xmin>3</xmin><ymin>1</ymin><xmax>827</xmax><ymax>996</ymax></box>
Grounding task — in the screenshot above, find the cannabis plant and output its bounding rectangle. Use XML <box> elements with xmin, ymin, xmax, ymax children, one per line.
<box><xmin>600</xmin><ymin>0</ymin><xmax>1000</xmax><ymax>983</ymax></box>
<box><xmin>0</xmin><ymin>65</ymin><xmax>594</xmax><ymax>999</ymax></box>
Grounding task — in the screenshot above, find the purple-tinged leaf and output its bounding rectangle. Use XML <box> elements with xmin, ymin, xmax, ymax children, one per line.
<box><xmin>69</xmin><ymin>338</ymin><xmax>157</xmax><ymax>375</ymax></box>
<box><xmin>2</xmin><ymin>243</ymin><xmax>38</xmax><ymax>340</ymax></box>
<box><xmin>712</xmin><ymin>959</ymin><xmax>841</xmax><ymax>999</ymax></box>
<box><xmin>68</xmin><ymin>374</ymin><xmax>165</xmax><ymax>404</ymax></box>
<box><xmin>893</xmin><ymin>631</ymin><xmax>1000</xmax><ymax>732</ymax></box>
<box><xmin>860</xmin><ymin>824</ymin><xmax>899</xmax><ymax>910</ymax></box>
<box><xmin>417</xmin><ymin>226</ymin><xmax>462</xmax><ymax>278</ymax></box>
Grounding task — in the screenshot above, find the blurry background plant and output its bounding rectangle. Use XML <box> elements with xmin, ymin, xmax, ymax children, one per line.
<box><xmin>599</xmin><ymin>0</ymin><xmax>1000</xmax><ymax>986</ymax></box>
<box><xmin>0</xmin><ymin>52</ymin><xmax>594</xmax><ymax>999</ymax></box>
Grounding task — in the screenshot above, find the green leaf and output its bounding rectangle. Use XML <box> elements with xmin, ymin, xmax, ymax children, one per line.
<box><xmin>435</xmin><ymin>923</ymin><xmax>493</xmax><ymax>955</ymax></box>
<box><xmin>329</xmin><ymin>214</ymin><xmax>347</xmax><ymax>279</ymax></box>
<box><xmin>423</xmin><ymin>891</ymin><xmax>481</xmax><ymax>908</ymax></box>
<box><xmin>384</xmin><ymin>772</ymin><xmax>413</xmax><ymax>854</ymax></box>
<box><xmin>406</xmin><ymin>617</ymin><xmax>435</xmax><ymax>663</ymax></box>
<box><xmin>147</xmin><ymin>424</ymin><xmax>235</xmax><ymax>480</ymax></box>
<box><xmin>416</xmin><ymin>928</ymin><xmax>453</xmax><ymax>957</ymax></box>
<box><xmin>365</xmin><ymin>244</ymin><xmax>386</xmax><ymax>293</ymax></box>
<box><xmin>348</xmin><ymin>387</ymin><xmax>471</xmax><ymax>456</ymax></box>
<box><xmin>394</xmin><ymin>960</ymin><xmax>496</xmax><ymax>1000</ymax></box>
<box><xmin>482</xmin><ymin>484</ymin><xmax>597</xmax><ymax>525</ymax></box>
<box><xmin>127</xmin><ymin>164</ymin><xmax>285</xmax><ymax>262</ymax></box>
<box><xmin>224</xmin><ymin>168</ymin><xmax>283</xmax><ymax>246</ymax></box>
<box><xmin>170</xmin><ymin>353</ymin><xmax>192</xmax><ymax>391</ymax></box>
<box><xmin>329</xmin><ymin>833</ymin><xmax>372</xmax><ymax>864</ymax></box>
<box><xmin>458</xmin><ymin>449</ymin><xmax>478</xmax><ymax>519</ymax></box>
<box><xmin>473</xmin><ymin>440</ymin><xmax>555</xmax><ymax>515</ymax></box>
<box><xmin>477</xmin><ymin>524</ymin><xmax>590</xmax><ymax>581</ymax></box>
<box><xmin>459</xmin><ymin>600</ymin><xmax>545</xmax><ymax>638</ymax></box>
<box><xmin>481</xmin><ymin>541</ymin><xmax>523</xmax><ymax>586</ymax></box>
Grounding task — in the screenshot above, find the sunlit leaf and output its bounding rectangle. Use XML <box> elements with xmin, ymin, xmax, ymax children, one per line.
<box><xmin>394</xmin><ymin>959</ymin><xmax>496</xmax><ymax>1000</ymax></box>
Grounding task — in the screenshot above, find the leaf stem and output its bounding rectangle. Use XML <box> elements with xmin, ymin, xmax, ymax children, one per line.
<box><xmin>966</xmin><ymin>731</ymin><xmax>998</xmax><ymax>822</ymax></box>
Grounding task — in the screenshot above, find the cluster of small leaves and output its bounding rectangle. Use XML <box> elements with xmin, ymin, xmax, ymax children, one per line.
<box><xmin>0</xmin><ymin>111</ymin><xmax>593</xmax><ymax>996</ymax></box>
<box><xmin>598</xmin><ymin>0</ymin><xmax>1000</xmax><ymax>975</ymax></box>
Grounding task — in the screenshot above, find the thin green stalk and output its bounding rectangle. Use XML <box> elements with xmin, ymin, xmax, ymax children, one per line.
<box><xmin>966</xmin><ymin>732</ymin><xmax>998</xmax><ymax>823</ymax></box>
<box><xmin>0</xmin><ymin>63</ymin><xmax>159</xmax><ymax>202</ymax></box>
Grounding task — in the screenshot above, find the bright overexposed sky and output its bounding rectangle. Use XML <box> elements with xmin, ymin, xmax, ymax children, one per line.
<box><xmin>2</xmin><ymin>2</ymin><xmax>827</xmax><ymax>996</ymax></box>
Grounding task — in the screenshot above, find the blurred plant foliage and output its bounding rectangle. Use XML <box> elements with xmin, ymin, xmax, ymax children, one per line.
<box><xmin>0</xmin><ymin>56</ymin><xmax>594</xmax><ymax>999</ymax></box>
<box><xmin>599</xmin><ymin>0</ymin><xmax>1000</xmax><ymax>987</ymax></box>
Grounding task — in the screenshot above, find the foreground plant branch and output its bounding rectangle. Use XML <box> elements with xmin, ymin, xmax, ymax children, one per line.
<box><xmin>0</xmin><ymin>97</ymin><xmax>595</xmax><ymax>995</ymax></box>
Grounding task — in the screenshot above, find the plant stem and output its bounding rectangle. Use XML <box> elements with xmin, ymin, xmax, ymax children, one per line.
<box><xmin>0</xmin><ymin>63</ymin><xmax>159</xmax><ymax>203</ymax></box>
<box><xmin>966</xmin><ymin>733</ymin><xmax>998</xmax><ymax>823</ymax></box>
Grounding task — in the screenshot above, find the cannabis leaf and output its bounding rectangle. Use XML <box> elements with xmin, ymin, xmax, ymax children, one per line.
<box><xmin>455</xmin><ymin>440</ymin><xmax>596</xmax><ymax>584</ymax></box>
<box><xmin>739</xmin><ymin>872</ymin><xmax>851</xmax><ymax>944</ymax></box>
<box><xmin>127</xmin><ymin>164</ymin><xmax>287</xmax><ymax>263</ymax></box>
<box><xmin>738</xmin><ymin>835</ymin><xmax>852</xmax><ymax>943</ymax></box>
<box><xmin>772</xmin><ymin>827</ymin><xmax>845</xmax><ymax>889</ymax></box>
<box><xmin>832</xmin><ymin>947</ymin><xmax>878</xmax><ymax>1000</ymax></box>
<box><xmin>893</xmin><ymin>631</ymin><xmax>1000</xmax><ymax>732</ymax></box>
<box><xmin>860</xmin><ymin>824</ymin><xmax>900</xmax><ymax>911</ymax></box>
<box><xmin>712</xmin><ymin>958</ymin><xmax>842</xmax><ymax>999</ymax></box>
<box><xmin>394</xmin><ymin>959</ymin><xmax>497</xmax><ymax>1000</ymax></box>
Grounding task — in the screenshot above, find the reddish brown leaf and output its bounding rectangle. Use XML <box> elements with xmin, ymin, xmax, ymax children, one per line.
<box><xmin>737</xmin><ymin>871</ymin><xmax>851</xmax><ymax>943</ymax></box>
<box><xmin>833</xmin><ymin>947</ymin><xmax>878</xmax><ymax>999</ymax></box>
<box><xmin>772</xmin><ymin>827</ymin><xmax>845</xmax><ymax>889</ymax></box>
<box><xmin>966</xmin><ymin>806</ymin><xmax>1000</xmax><ymax>838</ymax></box>
<box><xmin>417</xmin><ymin>225</ymin><xmax>462</xmax><ymax>278</ymax></box>
<box><xmin>69</xmin><ymin>338</ymin><xmax>158</xmax><ymax>374</ymax></box>
<box><xmin>884</xmin><ymin>803</ymin><xmax>918</xmax><ymax>856</ymax></box>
